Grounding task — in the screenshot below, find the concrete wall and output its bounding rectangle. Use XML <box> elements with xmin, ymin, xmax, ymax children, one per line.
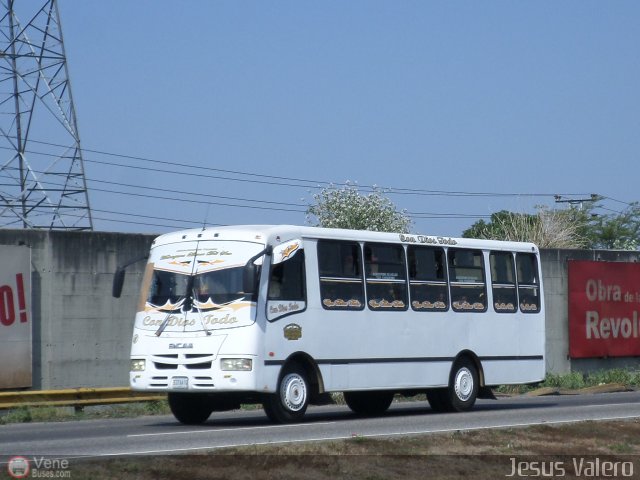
<box><xmin>0</xmin><ymin>230</ymin><xmax>639</xmax><ymax>390</ymax></box>
<box><xmin>0</xmin><ymin>230</ymin><xmax>154</xmax><ymax>390</ymax></box>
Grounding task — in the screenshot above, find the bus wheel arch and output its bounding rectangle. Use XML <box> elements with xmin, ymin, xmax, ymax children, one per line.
<box><xmin>263</xmin><ymin>353</ymin><xmax>324</xmax><ymax>423</ymax></box>
<box><xmin>454</xmin><ymin>350</ymin><xmax>485</xmax><ymax>388</ymax></box>
<box><xmin>282</xmin><ymin>352</ymin><xmax>325</xmax><ymax>399</ymax></box>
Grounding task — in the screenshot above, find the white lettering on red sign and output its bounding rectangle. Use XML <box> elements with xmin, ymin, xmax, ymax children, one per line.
<box><xmin>0</xmin><ymin>273</ymin><xmax>28</xmax><ymax>327</ymax></box>
<box><xmin>586</xmin><ymin>310</ymin><xmax>640</xmax><ymax>339</ymax></box>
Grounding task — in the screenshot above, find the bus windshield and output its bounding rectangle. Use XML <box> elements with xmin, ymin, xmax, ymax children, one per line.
<box><xmin>146</xmin><ymin>266</ymin><xmax>254</xmax><ymax>311</ymax></box>
<box><xmin>141</xmin><ymin>239</ymin><xmax>265</xmax><ymax>313</ymax></box>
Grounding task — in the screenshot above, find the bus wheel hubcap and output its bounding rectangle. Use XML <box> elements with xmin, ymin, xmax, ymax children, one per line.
<box><xmin>454</xmin><ymin>367</ymin><xmax>473</xmax><ymax>401</ymax></box>
<box><xmin>281</xmin><ymin>373</ymin><xmax>307</xmax><ymax>412</ymax></box>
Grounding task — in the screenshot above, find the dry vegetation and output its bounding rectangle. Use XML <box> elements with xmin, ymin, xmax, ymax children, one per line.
<box><xmin>67</xmin><ymin>419</ymin><xmax>640</xmax><ymax>480</ymax></box>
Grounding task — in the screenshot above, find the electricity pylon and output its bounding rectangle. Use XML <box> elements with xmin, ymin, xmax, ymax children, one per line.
<box><xmin>0</xmin><ymin>0</ymin><xmax>92</xmax><ymax>230</ymax></box>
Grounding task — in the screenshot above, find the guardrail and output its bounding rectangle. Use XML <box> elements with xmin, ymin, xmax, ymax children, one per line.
<box><xmin>0</xmin><ymin>387</ymin><xmax>165</xmax><ymax>410</ymax></box>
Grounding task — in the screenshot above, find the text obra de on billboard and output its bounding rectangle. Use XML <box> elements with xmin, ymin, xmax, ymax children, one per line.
<box><xmin>584</xmin><ymin>278</ymin><xmax>640</xmax><ymax>340</ymax></box>
<box><xmin>399</xmin><ymin>234</ymin><xmax>458</xmax><ymax>246</ymax></box>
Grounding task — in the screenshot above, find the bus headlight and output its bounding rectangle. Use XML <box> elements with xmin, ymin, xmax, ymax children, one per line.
<box><xmin>220</xmin><ymin>358</ymin><xmax>252</xmax><ymax>371</ymax></box>
<box><xmin>131</xmin><ymin>359</ymin><xmax>146</xmax><ymax>372</ymax></box>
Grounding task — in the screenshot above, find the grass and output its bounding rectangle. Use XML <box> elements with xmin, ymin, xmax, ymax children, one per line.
<box><xmin>0</xmin><ymin>399</ymin><xmax>171</xmax><ymax>425</ymax></box>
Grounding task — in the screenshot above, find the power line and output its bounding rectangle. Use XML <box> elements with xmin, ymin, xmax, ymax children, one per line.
<box><xmin>86</xmin><ymin>187</ymin><xmax>308</xmax><ymax>213</ymax></box>
<box><xmin>91</xmin><ymin>208</ymin><xmax>222</xmax><ymax>229</ymax></box>
<box><xmin>86</xmin><ymin>178</ymin><xmax>306</xmax><ymax>208</ymax></box>
<box><xmin>0</xmin><ymin>166</ymin><xmax>521</xmax><ymax>221</ymax></box>
<box><xmin>24</xmin><ymin>138</ymin><xmax>331</xmax><ymax>188</ymax></box>
<box><xmin>60</xmin><ymin>211</ymin><xmax>209</xmax><ymax>231</ymax></box>
<box><xmin>0</xmin><ymin>138</ymin><xmax>598</xmax><ymax>200</ymax></box>
<box><xmin>601</xmin><ymin>196</ymin><xmax>637</xmax><ymax>207</ymax></box>
<box><xmin>4</xmin><ymin>136</ymin><xmax>635</xmax><ymax>233</ymax></box>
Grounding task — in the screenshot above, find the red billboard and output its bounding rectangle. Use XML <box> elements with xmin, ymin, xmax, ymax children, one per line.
<box><xmin>569</xmin><ymin>260</ymin><xmax>640</xmax><ymax>358</ymax></box>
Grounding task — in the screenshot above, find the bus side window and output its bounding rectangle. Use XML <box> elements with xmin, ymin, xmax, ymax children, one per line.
<box><xmin>449</xmin><ymin>249</ymin><xmax>487</xmax><ymax>312</ymax></box>
<box><xmin>364</xmin><ymin>243</ymin><xmax>408</xmax><ymax>311</ymax></box>
<box><xmin>408</xmin><ymin>246</ymin><xmax>448</xmax><ymax>311</ymax></box>
<box><xmin>318</xmin><ymin>240</ymin><xmax>364</xmax><ymax>310</ymax></box>
<box><xmin>517</xmin><ymin>253</ymin><xmax>540</xmax><ymax>313</ymax></box>
<box><xmin>490</xmin><ymin>251</ymin><xmax>517</xmax><ymax>313</ymax></box>
<box><xmin>268</xmin><ymin>251</ymin><xmax>306</xmax><ymax>301</ymax></box>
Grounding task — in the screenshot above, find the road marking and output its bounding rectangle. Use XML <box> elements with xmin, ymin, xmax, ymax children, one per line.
<box><xmin>128</xmin><ymin>421</ymin><xmax>336</xmax><ymax>438</ymax></box>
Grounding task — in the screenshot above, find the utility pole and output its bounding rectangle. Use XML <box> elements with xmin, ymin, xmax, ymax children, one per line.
<box><xmin>0</xmin><ymin>0</ymin><xmax>93</xmax><ymax>230</ymax></box>
<box><xmin>554</xmin><ymin>193</ymin><xmax>601</xmax><ymax>211</ymax></box>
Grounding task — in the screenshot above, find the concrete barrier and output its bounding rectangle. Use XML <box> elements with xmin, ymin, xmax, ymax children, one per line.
<box><xmin>0</xmin><ymin>229</ymin><xmax>154</xmax><ymax>390</ymax></box>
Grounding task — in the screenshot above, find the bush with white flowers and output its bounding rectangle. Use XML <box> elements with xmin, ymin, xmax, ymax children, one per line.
<box><xmin>306</xmin><ymin>183</ymin><xmax>412</xmax><ymax>233</ymax></box>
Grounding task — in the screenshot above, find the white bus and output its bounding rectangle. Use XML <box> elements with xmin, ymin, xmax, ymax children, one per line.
<box><xmin>113</xmin><ymin>225</ymin><xmax>545</xmax><ymax>425</ymax></box>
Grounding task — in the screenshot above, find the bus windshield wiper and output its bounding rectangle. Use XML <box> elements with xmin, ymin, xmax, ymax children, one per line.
<box><xmin>192</xmin><ymin>288</ymin><xmax>212</xmax><ymax>336</ymax></box>
<box><xmin>156</xmin><ymin>277</ymin><xmax>194</xmax><ymax>337</ymax></box>
<box><xmin>155</xmin><ymin>312</ymin><xmax>172</xmax><ymax>337</ymax></box>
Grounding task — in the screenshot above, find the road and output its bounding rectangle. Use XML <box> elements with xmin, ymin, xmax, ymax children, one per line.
<box><xmin>1</xmin><ymin>391</ymin><xmax>640</xmax><ymax>459</ymax></box>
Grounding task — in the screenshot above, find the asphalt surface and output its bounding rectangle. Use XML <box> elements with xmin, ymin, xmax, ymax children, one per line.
<box><xmin>1</xmin><ymin>391</ymin><xmax>640</xmax><ymax>459</ymax></box>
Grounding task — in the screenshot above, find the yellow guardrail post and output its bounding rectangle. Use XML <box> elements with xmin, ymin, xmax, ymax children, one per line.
<box><xmin>0</xmin><ymin>387</ymin><xmax>166</xmax><ymax>410</ymax></box>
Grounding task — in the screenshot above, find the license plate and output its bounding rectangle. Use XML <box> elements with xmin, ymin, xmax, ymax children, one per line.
<box><xmin>171</xmin><ymin>377</ymin><xmax>188</xmax><ymax>389</ymax></box>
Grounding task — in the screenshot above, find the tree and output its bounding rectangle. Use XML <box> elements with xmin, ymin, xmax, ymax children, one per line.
<box><xmin>306</xmin><ymin>184</ymin><xmax>412</xmax><ymax>233</ymax></box>
<box><xmin>586</xmin><ymin>201</ymin><xmax>640</xmax><ymax>250</ymax></box>
<box><xmin>462</xmin><ymin>208</ymin><xmax>588</xmax><ymax>248</ymax></box>
<box><xmin>463</xmin><ymin>202</ymin><xmax>640</xmax><ymax>250</ymax></box>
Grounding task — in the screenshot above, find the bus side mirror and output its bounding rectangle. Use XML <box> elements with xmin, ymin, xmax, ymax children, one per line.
<box><xmin>111</xmin><ymin>254</ymin><xmax>149</xmax><ymax>299</ymax></box>
<box><xmin>112</xmin><ymin>267</ymin><xmax>126</xmax><ymax>298</ymax></box>
<box><xmin>243</xmin><ymin>263</ymin><xmax>257</xmax><ymax>295</ymax></box>
<box><xmin>242</xmin><ymin>245</ymin><xmax>272</xmax><ymax>295</ymax></box>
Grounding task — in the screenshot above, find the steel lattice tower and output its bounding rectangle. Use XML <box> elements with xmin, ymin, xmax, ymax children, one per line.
<box><xmin>0</xmin><ymin>0</ymin><xmax>92</xmax><ymax>230</ymax></box>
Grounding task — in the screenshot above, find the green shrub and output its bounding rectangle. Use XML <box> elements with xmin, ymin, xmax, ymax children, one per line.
<box><xmin>540</xmin><ymin>371</ymin><xmax>586</xmax><ymax>390</ymax></box>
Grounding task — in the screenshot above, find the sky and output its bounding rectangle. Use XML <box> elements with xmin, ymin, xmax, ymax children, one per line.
<box><xmin>22</xmin><ymin>1</ymin><xmax>640</xmax><ymax>236</ymax></box>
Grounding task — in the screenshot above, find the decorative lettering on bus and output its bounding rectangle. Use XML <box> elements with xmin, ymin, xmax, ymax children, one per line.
<box><xmin>142</xmin><ymin>314</ymin><xmax>238</xmax><ymax>327</ymax></box>
<box><xmin>494</xmin><ymin>302</ymin><xmax>516</xmax><ymax>312</ymax></box>
<box><xmin>269</xmin><ymin>302</ymin><xmax>302</xmax><ymax>314</ymax></box>
<box><xmin>160</xmin><ymin>249</ymin><xmax>232</xmax><ymax>261</ymax></box>
<box><xmin>452</xmin><ymin>300</ymin><xmax>485</xmax><ymax>311</ymax></box>
<box><xmin>520</xmin><ymin>302</ymin><xmax>538</xmax><ymax>312</ymax></box>
<box><xmin>399</xmin><ymin>234</ymin><xmax>458</xmax><ymax>246</ymax></box>
<box><xmin>368</xmin><ymin>299</ymin><xmax>406</xmax><ymax>309</ymax></box>
<box><xmin>412</xmin><ymin>300</ymin><xmax>447</xmax><ymax>310</ymax></box>
<box><xmin>322</xmin><ymin>298</ymin><xmax>362</xmax><ymax>308</ymax></box>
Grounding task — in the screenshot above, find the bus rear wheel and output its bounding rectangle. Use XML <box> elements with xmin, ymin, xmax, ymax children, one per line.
<box><xmin>449</xmin><ymin>358</ymin><xmax>479</xmax><ymax>411</ymax></box>
<box><xmin>168</xmin><ymin>392</ymin><xmax>212</xmax><ymax>425</ymax></box>
<box><xmin>428</xmin><ymin>358</ymin><xmax>479</xmax><ymax>413</ymax></box>
<box><xmin>344</xmin><ymin>391</ymin><xmax>394</xmax><ymax>416</ymax></box>
<box><xmin>263</xmin><ymin>364</ymin><xmax>309</xmax><ymax>423</ymax></box>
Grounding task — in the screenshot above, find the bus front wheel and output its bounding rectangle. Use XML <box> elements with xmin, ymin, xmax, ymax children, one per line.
<box><xmin>263</xmin><ymin>364</ymin><xmax>309</xmax><ymax>423</ymax></box>
<box><xmin>168</xmin><ymin>392</ymin><xmax>212</xmax><ymax>425</ymax></box>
